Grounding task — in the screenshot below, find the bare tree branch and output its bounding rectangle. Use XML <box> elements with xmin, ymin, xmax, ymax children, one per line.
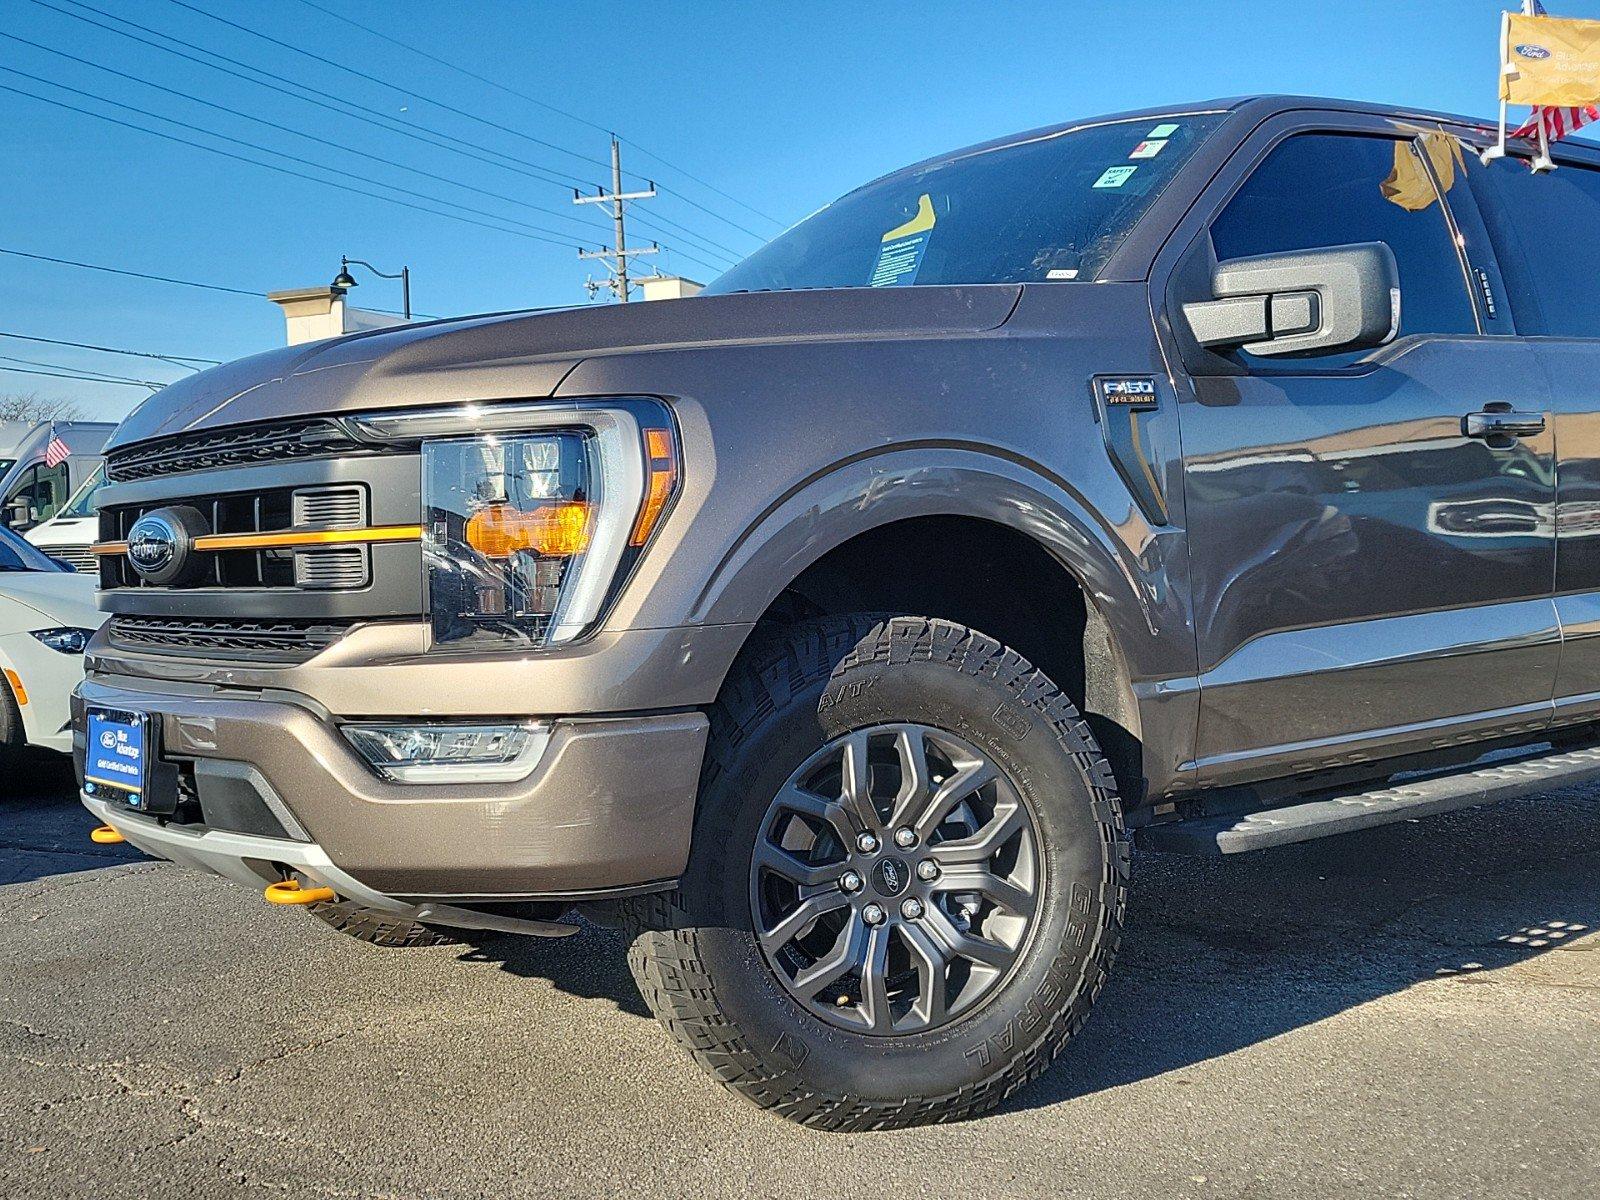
<box><xmin>0</xmin><ymin>392</ymin><xmax>84</xmax><ymax>423</ymax></box>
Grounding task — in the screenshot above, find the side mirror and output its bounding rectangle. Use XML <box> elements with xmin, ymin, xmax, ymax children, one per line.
<box><xmin>3</xmin><ymin>499</ymin><xmax>33</xmax><ymax>531</ymax></box>
<box><xmin>1182</xmin><ymin>242</ymin><xmax>1400</xmax><ymax>358</ymax></box>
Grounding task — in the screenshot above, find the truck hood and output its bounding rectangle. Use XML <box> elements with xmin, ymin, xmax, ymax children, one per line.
<box><xmin>108</xmin><ymin>285</ymin><xmax>1022</xmax><ymax>448</ymax></box>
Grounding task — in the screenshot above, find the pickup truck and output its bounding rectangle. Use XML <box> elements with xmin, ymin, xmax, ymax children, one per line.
<box><xmin>74</xmin><ymin>95</ymin><xmax>1600</xmax><ymax>1130</ymax></box>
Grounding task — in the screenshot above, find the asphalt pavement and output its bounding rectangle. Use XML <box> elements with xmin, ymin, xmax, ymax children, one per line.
<box><xmin>3</xmin><ymin>751</ymin><xmax>1597</xmax><ymax>1199</ymax></box>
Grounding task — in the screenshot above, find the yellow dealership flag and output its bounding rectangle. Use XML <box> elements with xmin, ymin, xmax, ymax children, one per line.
<box><xmin>1501</xmin><ymin>12</ymin><xmax>1600</xmax><ymax>106</ymax></box>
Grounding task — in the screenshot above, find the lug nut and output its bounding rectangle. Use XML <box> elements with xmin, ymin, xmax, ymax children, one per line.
<box><xmin>893</xmin><ymin>826</ymin><xmax>917</xmax><ymax>849</ymax></box>
<box><xmin>900</xmin><ymin>898</ymin><xmax>924</xmax><ymax>920</ymax></box>
<box><xmin>840</xmin><ymin>870</ymin><xmax>864</xmax><ymax>894</ymax></box>
<box><xmin>856</xmin><ymin>832</ymin><xmax>880</xmax><ymax>854</ymax></box>
<box><xmin>862</xmin><ymin>903</ymin><xmax>886</xmax><ymax>926</ymax></box>
<box><xmin>916</xmin><ymin>859</ymin><xmax>939</xmax><ymax>881</ymax></box>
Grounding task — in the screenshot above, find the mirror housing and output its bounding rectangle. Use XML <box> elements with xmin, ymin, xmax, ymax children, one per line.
<box><xmin>2</xmin><ymin>499</ymin><xmax>32</xmax><ymax>530</ymax></box>
<box><xmin>1183</xmin><ymin>242</ymin><xmax>1399</xmax><ymax>358</ymax></box>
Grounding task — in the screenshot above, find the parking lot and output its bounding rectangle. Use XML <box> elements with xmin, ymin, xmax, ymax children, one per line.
<box><xmin>3</xmin><ymin>755</ymin><xmax>1597</xmax><ymax>1200</ymax></box>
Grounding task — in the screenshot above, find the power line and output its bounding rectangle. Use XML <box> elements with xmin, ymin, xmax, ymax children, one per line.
<box><xmin>0</xmin><ymin>71</ymin><xmax>581</xmax><ymax>251</ymax></box>
<box><xmin>0</xmin><ymin>331</ymin><xmax>219</xmax><ymax>367</ymax></box>
<box><xmin>1</xmin><ymin>366</ymin><xmax>164</xmax><ymax>390</ymax></box>
<box><xmin>0</xmin><ymin>31</ymin><xmax>609</xmax><ymax>242</ymax></box>
<box><xmin>0</xmin><ymin>356</ymin><xmax>170</xmax><ymax>390</ymax></box>
<box><xmin>0</xmin><ymin>246</ymin><xmax>260</xmax><ymax>297</ymax></box>
<box><xmin>164</xmin><ymin>0</ymin><xmax>624</xmax><ymax>180</ymax></box>
<box><xmin>290</xmin><ymin>0</ymin><xmax>783</xmax><ymax>228</ymax></box>
<box><xmin>27</xmin><ymin>0</ymin><xmax>735</xmax><ymax>270</ymax></box>
<box><xmin>36</xmin><ymin>0</ymin><xmax>590</xmax><ymax>191</ymax></box>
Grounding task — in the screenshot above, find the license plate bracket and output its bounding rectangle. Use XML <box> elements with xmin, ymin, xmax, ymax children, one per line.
<box><xmin>84</xmin><ymin>706</ymin><xmax>178</xmax><ymax>814</ymax></box>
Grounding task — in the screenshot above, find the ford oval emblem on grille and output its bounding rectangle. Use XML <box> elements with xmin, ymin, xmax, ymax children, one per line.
<box><xmin>125</xmin><ymin>506</ymin><xmax>207</xmax><ymax>586</ymax></box>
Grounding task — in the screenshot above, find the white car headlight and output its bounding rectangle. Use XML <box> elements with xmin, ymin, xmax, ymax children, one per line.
<box><xmin>348</xmin><ymin>399</ymin><xmax>680</xmax><ymax>651</ymax></box>
<box><xmin>30</xmin><ymin>627</ymin><xmax>94</xmax><ymax>655</ymax></box>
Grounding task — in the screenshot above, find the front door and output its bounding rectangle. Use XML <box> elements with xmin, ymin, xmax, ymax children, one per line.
<box><xmin>1167</xmin><ymin>121</ymin><xmax>1558</xmax><ymax>787</ymax></box>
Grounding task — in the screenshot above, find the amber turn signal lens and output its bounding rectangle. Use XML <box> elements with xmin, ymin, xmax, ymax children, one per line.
<box><xmin>631</xmin><ymin>427</ymin><xmax>678</xmax><ymax>547</ymax></box>
<box><xmin>465</xmin><ymin>501</ymin><xmax>592</xmax><ymax>558</ymax></box>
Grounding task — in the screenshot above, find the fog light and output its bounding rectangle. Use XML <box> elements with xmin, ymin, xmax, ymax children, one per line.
<box><xmin>342</xmin><ymin>722</ymin><xmax>551</xmax><ymax>784</ymax></box>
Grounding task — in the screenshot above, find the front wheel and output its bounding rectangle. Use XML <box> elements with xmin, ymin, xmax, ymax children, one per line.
<box><xmin>626</xmin><ymin>615</ymin><xmax>1128</xmax><ymax>1130</ymax></box>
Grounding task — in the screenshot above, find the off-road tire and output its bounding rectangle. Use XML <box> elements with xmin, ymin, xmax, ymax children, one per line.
<box><xmin>623</xmin><ymin>614</ymin><xmax>1129</xmax><ymax>1131</ymax></box>
<box><xmin>305</xmin><ymin>898</ymin><xmax>461</xmax><ymax>948</ymax></box>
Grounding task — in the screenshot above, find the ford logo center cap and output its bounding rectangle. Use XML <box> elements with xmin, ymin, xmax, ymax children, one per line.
<box><xmin>126</xmin><ymin>506</ymin><xmax>209</xmax><ymax>586</ymax></box>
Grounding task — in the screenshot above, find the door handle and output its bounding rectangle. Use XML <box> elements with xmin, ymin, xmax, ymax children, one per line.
<box><xmin>1462</xmin><ymin>410</ymin><xmax>1545</xmax><ymax>440</ymax></box>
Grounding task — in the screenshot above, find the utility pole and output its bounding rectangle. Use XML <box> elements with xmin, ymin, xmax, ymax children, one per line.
<box><xmin>575</xmin><ymin>137</ymin><xmax>658</xmax><ymax>303</ymax></box>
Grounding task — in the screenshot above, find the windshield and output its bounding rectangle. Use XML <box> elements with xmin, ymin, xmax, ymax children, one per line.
<box><xmin>706</xmin><ymin>114</ymin><xmax>1223</xmax><ymax>295</ymax></box>
<box><xmin>0</xmin><ymin>459</ymin><xmax>13</xmax><ymax>477</ymax></box>
<box><xmin>0</xmin><ymin>525</ymin><xmax>67</xmax><ymax>572</ymax></box>
<box><xmin>59</xmin><ymin>463</ymin><xmax>105</xmax><ymax>519</ymax></box>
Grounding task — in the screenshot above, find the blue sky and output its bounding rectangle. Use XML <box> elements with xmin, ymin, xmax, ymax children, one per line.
<box><xmin>0</xmin><ymin>0</ymin><xmax>1588</xmax><ymax>420</ymax></box>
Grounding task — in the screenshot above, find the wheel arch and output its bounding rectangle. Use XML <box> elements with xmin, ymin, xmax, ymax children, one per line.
<box><xmin>691</xmin><ymin>451</ymin><xmax>1157</xmax><ymax>801</ymax></box>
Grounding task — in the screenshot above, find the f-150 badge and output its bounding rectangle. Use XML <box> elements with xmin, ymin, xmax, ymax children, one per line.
<box><xmin>1093</xmin><ymin>376</ymin><xmax>1159</xmax><ymax>410</ymax></box>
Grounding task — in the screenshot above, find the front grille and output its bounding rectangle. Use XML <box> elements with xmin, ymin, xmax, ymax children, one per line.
<box><xmin>105</xmin><ymin>418</ymin><xmax>369</xmax><ymax>483</ymax></box>
<box><xmin>48</xmin><ymin>545</ymin><xmax>97</xmax><ymax>573</ymax></box>
<box><xmin>101</xmin><ymin>484</ymin><xmax>369</xmax><ymax>592</ymax></box>
<box><xmin>106</xmin><ymin>615</ymin><xmax>359</xmax><ymax>663</ymax></box>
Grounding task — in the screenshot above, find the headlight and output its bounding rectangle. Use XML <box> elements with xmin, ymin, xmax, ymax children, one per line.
<box><xmin>350</xmin><ymin>399</ymin><xmax>680</xmax><ymax>651</ymax></box>
<box><xmin>343</xmin><ymin>722</ymin><xmax>551</xmax><ymax>783</ymax></box>
<box><xmin>29</xmin><ymin>627</ymin><xmax>94</xmax><ymax>655</ymax></box>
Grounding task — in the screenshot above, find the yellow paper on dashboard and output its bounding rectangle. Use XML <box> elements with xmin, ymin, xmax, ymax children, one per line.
<box><xmin>1502</xmin><ymin>13</ymin><xmax>1600</xmax><ymax>106</ymax></box>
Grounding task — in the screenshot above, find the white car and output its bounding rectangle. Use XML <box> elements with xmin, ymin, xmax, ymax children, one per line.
<box><xmin>0</xmin><ymin>526</ymin><xmax>104</xmax><ymax>761</ymax></box>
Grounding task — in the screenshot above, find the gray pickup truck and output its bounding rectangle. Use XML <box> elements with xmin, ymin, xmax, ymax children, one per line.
<box><xmin>74</xmin><ymin>95</ymin><xmax>1600</xmax><ymax>1129</ymax></box>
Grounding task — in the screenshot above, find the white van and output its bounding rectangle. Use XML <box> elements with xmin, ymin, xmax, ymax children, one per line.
<box><xmin>0</xmin><ymin>421</ymin><xmax>115</xmax><ymax>536</ymax></box>
<box><xmin>24</xmin><ymin>462</ymin><xmax>103</xmax><ymax>573</ymax></box>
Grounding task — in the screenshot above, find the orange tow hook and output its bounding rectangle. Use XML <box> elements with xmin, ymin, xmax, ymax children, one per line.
<box><xmin>90</xmin><ymin>824</ymin><xmax>125</xmax><ymax>845</ymax></box>
<box><xmin>264</xmin><ymin>879</ymin><xmax>336</xmax><ymax>906</ymax></box>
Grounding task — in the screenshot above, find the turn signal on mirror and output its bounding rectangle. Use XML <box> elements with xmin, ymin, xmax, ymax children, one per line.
<box><xmin>465</xmin><ymin>501</ymin><xmax>592</xmax><ymax>558</ymax></box>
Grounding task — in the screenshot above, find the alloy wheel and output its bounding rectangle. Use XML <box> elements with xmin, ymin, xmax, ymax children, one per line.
<box><xmin>748</xmin><ymin>723</ymin><xmax>1042</xmax><ymax>1035</ymax></box>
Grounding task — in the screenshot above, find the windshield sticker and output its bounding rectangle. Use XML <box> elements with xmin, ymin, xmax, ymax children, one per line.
<box><xmin>1128</xmin><ymin>139</ymin><xmax>1167</xmax><ymax>159</ymax></box>
<box><xmin>1147</xmin><ymin>122</ymin><xmax>1179</xmax><ymax>138</ymax></box>
<box><xmin>1046</xmin><ymin>268</ymin><xmax>1080</xmax><ymax>279</ymax></box>
<box><xmin>869</xmin><ymin>193</ymin><xmax>936</xmax><ymax>287</ymax></box>
<box><xmin>1093</xmin><ymin>165</ymin><xmax>1139</xmax><ymax>189</ymax></box>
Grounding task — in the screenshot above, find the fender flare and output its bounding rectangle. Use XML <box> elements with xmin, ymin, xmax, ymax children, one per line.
<box><xmin>688</xmin><ymin>444</ymin><xmax>1179</xmax><ymax>686</ymax></box>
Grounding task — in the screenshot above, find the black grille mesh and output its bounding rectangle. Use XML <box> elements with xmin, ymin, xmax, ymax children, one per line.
<box><xmin>105</xmin><ymin>419</ymin><xmax>366</xmax><ymax>483</ymax></box>
<box><xmin>106</xmin><ymin>616</ymin><xmax>358</xmax><ymax>663</ymax></box>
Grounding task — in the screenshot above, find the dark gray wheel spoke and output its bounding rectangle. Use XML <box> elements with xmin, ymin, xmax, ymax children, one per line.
<box><xmin>751</xmin><ymin>722</ymin><xmax>1041</xmax><ymax>1036</ymax></box>
<box><xmin>899</xmin><ymin>922</ymin><xmax>950</xmax><ymax>1027</ymax></box>
<box><xmin>792</xmin><ymin>911</ymin><xmax>868</xmax><ymax>994</ymax></box>
<box><xmin>752</xmin><ymin>839</ymin><xmax>846</xmax><ymax>888</ymax></box>
<box><xmin>923</xmin><ymin>905</ymin><xmax>1016</xmax><ymax>971</ymax></box>
<box><xmin>886</xmin><ymin>726</ymin><xmax>933</xmax><ymax>828</ymax></box>
<box><xmin>859</xmin><ymin>924</ymin><xmax>895</xmax><ymax>1033</ymax></box>
<box><xmin>839</xmin><ymin>729</ymin><xmax>880</xmax><ymax>832</ymax></box>
<box><xmin>931</xmin><ymin>802</ymin><xmax>1025</xmax><ymax>865</ymax></box>
<box><xmin>773</xmin><ymin>784</ymin><xmax>855</xmax><ymax>842</ymax></box>
<box><xmin>911</xmin><ymin>757</ymin><xmax>999</xmax><ymax>838</ymax></box>
<box><xmin>935</xmin><ymin>863</ymin><xmax>1035</xmax><ymax>917</ymax></box>
<box><xmin>758</xmin><ymin>890</ymin><xmax>850</xmax><ymax>954</ymax></box>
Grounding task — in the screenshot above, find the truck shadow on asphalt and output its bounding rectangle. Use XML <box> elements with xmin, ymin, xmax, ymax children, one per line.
<box><xmin>9</xmin><ymin>774</ymin><xmax>1596</xmax><ymax>1117</ymax></box>
<box><xmin>451</xmin><ymin>789</ymin><xmax>1600</xmax><ymax>1114</ymax></box>
<box><xmin>1</xmin><ymin>753</ymin><xmax>143</xmax><ymax>887</ymax></box>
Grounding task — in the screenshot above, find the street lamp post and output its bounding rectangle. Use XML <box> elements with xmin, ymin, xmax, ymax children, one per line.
<box><xmin>331</xmin><ymin>255</ymin><xmax>411</xmax><ymax>321</ymax></box>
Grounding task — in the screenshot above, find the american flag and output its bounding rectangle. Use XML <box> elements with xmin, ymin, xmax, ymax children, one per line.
<box><xmin>42</xmin><ymin>432</ymin><xmax>70</xmax><ymax>468</ymax></box>
<box><xmin>1512</xmin><ymin>1</ymin><xmax>1600</xmax><ymax>144</ymax></box>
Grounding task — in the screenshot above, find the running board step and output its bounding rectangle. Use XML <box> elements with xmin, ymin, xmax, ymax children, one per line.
<box><xmin>1137</xmin><ymin>743</ymin><xmax>1600</xmax><ymax>855</ymax></box>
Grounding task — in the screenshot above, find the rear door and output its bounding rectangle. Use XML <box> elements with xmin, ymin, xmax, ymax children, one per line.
<box><xmin>1156</xmin><ymin>114</ymin><xmax>1558</xmax><ymax>788</ymax></box>
<box><xmin>1465</xmin><ymin>148</ymin><xmax>1600</xmax><ymax>731</ymax></box>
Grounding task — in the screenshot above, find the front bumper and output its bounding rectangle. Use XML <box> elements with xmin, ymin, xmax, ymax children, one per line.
<box><xmin>73</xmin><ymin>675</ymin><xmax>708</xmax><ymax>902</ymax></box>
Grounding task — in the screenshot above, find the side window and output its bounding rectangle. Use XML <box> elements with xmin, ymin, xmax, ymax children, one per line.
<box><xmin>8</xmin><ymin>463</ymin><xmax>68</xmax><ymax>523</ymax></box>
<box><xmin>1210</xmin><ymin>133</ymin><xmax>1478</xmax><ymax>367</ymax></box>
<box><xmin>1468</xmin><ymin>155</ymin><xmax>1600</xmax><ymax>336</ymax></box>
